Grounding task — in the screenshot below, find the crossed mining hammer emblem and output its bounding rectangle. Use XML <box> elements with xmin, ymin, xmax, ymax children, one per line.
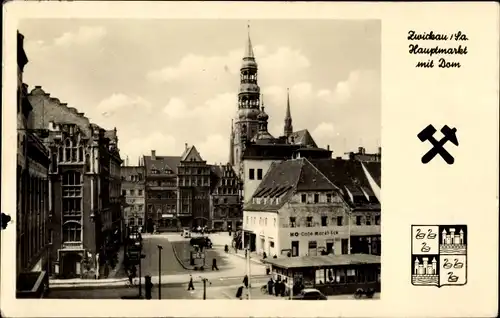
<box><xmin>418</xmin><ymin>124</ymin><xmax>459</xmax><ymax>165</ymax></box>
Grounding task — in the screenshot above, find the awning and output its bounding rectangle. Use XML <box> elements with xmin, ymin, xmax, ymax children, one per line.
<box><xmin>16</xmin><ymin>270</ymin><xmax>49</xmax><ymax>298</ymax></box>
<box><xmin>266</xmin><ymin>254</ymin><xmax>381</xmax><ymax>270</ymax></box>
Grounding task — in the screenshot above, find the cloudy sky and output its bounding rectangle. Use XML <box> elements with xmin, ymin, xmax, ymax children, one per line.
<box><xmin>19</xmin><ymin>19</ymin><xmax>380</xmax><ymax>165</ymax></box>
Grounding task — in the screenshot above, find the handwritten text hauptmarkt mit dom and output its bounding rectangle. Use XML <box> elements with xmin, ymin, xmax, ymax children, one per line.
<box><xmin>408</xmin><ymin>30</ymin><xmax>469</xmax><ymax>69</ymax></box>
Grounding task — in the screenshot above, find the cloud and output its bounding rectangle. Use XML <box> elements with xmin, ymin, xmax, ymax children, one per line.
<box><xmin>147</xmin><ymin>45</ymin><xmax>311</xmax><ymax>89</ymax></box>
<box><xmin>120</xmin><ymin>131</ymin><xmax>178</xmax><ymax>163</ymax></box>
<box><xmin>196</xmin><ymin>134</ymin><xmax>229</xmax><ymax>165</ymax></box>
<box><xmin>97</xmin><ymin>93</ymin><xmax>152</xmax><ymax>115</ymax></box>
<box><xmin>316</xmin><ymin>70</ymin><xmax>378</xmax><ymax>106</ymax></box>
<box><xmin>54</xmin><ymin>26</ymin><xmax>107</xmax><ymax>47</ymax></box>
<box><xmin>163</xmin><ymin>97</ymin><xmax>190</xmax><ymax>119</ymax></box>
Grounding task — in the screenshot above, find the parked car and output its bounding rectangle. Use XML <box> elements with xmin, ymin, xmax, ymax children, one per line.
<box><xmin>190</xmin><ymin>236</ymin><xmax>212</xmax><ymax>249</ymax></box>
<box><xmin>292</xmin><ymin>288</ymin><xmax>328</xmax><ymax>300</ymax></box>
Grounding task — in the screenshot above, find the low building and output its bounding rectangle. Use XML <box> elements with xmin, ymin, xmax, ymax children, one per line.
<box><xmin>121</xmin><ymin>165</ymin><xmax>145</xmax><ymax>231</ymax></box>
<box><xmin>16</xmin><ymin>31</ymin><xmax>51</xmax><ymax>298</ymax></box>
<box><xmin>209</xmin><ymin>163</ymin><xmax>243</xmax><ymax>231</ymax></box>
<box><xmin>243</xmin><ymin>157</ymin><xmax>381</xmax><ymax>258</ymax></box>
<box><xmin>346</xmin><ymin>146</ymin><xmax>381</xmax><ymax>162</ymax></box>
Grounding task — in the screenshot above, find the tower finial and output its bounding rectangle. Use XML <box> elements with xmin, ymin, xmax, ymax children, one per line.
<box><xmin>244</xmin><ymin>21</ymin><xmax>255</xmax><ymax>59</ymax></box>
<box><xmin>284</xmin><ymin>88</ymin><xmax>293</xmax><ymax>137</ymax></box>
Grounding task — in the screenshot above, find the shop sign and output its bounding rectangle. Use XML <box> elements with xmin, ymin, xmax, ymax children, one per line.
<box><xmin>289</xmin><ymin>230</ymin><xmax>339</xmax><ymax>237</ymax></box>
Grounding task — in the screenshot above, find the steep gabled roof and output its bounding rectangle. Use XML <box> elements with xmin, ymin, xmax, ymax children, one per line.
<box><xmin>308</xmin><ymin>158</ymin><xmax>381</xmax><ymax>210</ymax></box>
<box><xmin>244</xmin><ymin>158</ymin><xmax>337</xmax><ymax>211</ymax></box>
<box><xmin>290</xmin><ymin>129</ymin><xmax>318</xmax><ymax>148</ymax></box>
<box><xmin>143</xmin><ymin>155</ymin><xmax>181</xmax><ymax>175</ymax></box>
<box><xmin>181</xmin><ymin>145</ymin><xmax>204</xmax><ymax>162</ymax></box>
<box><xmin>363</xmin><ymin>161</ymin><xmax>381</xmax><ymax>187</ymax></box>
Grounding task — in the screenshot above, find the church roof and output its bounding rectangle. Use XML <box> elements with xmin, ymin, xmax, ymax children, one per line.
<box><xmin>289</xmin><ymin>129</ymin><xmax>318</xmax><ymax>148</ymax></box>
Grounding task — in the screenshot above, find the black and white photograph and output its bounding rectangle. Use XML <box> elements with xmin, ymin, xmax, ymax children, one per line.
<box><xmin>14</xmin><ymin>18</ymin><xmax>381</xmax><ymax>300</ymax></box>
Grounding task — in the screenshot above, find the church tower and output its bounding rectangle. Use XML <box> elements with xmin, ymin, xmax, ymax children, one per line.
<box><xmin>284</xmin><ymin>88</ymin><xmax>293</xmax><ymax>138</ymax></box>
<box><xmin>232</xmin><ymin>25</ymin><xmax>261</xmax><ymax>176</ymax></box>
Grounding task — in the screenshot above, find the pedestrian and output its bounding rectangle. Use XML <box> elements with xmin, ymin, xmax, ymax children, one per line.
<box><xmin>212</xmin><ymin>258</ymin><xmax>219</xmax><ymax>271</ymax></box>
<box><xmin>224</xmin><ymin>244</ymin><xmax>229</xmax><ymax>253</ymax></box>
<box><xmin>236</xmin><ymin>286</ymin><xmax>244</xmax><ymax>299</ymax></box>
<box><xmin>187</xmin><ymin>274</ymin><xmax>195</xmax><ymax>291</ymax></box>
<box><xmin>243</xmin><ymin>275</ymin><xmax>249</xmax><ymax>288</ymax></box>
<box><xmin>267</xmin><ymin>278</ymin><xmax>274</xmax><ymax>295</ymax></box>
<box><xmin>127</xmin><ymin>269</ymin><xmax>134</xmax><ymax>287</ymax></box>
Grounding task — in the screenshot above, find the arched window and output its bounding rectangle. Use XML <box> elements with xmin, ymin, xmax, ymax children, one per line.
<box><xmin>62</xmin><ymin>171</ymin><xmax>82</xmax><ymax>216</ymax></box>
<box><xmin>62</xmin><ymin>221</ymin><xmax>82</xmax><ymax>242</ymax></box>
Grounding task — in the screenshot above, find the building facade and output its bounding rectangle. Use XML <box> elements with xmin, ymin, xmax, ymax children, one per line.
<box><xmin>209</xmin><ymin>163</ymin><xmax>243</xmax><ymax>231</ymax></box>
<box><xmin>28</xmin><ymin>86</ymin><xmax>123</xmax><ymax>279</ymax></box>
<box><xmin>16</xmin><ymin>31</ymin><xmax>52</xmax><ymax>298</ymax></box>
<box><xmin>121</xmin><ymin>165</ymin><xmax>145</xmax><ymax>230</ymax></box>
<box><xmin>177</xmin><ymin>145</ymin><xmax>212</xmax><ymax>228</ymax></box>
<box><xmin>243</xmin><ymin>157</ymin><xmax>381</xmax><ymax>258</ymax></box>
<box><xmin>143</xmin><ymin>150</ymin><xmax>180</xmax><ymax>232</ymax></box>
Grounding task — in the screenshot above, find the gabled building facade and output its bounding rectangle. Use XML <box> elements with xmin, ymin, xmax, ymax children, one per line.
<box><xmin>177</xmin><ymin>145</ymin><xmax>212</xmax><ymax>228</ymax></box>
<box><xmin>27</xmin><ymin>86</ymin><xmax>123</xmax><ymax>279</ymax></box>
<box><xmin>243</xmin><ymin>157</ymin><xmax>381</xmax><ymax>258</ymax></box>
<box><xmin>209</xmin><ymin>163</ymin><xmax>243</xmax><ymax>231</ymax></box>
<box><xmin>143</xmin><ymin>150</ymin><xmax>180</xmax><ymax>232</ymax></box>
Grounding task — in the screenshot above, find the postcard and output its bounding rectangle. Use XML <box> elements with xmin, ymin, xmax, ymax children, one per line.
<box><xmin>1</xmin><ymin>1</ymin><xmax>498</xmax><ymax>317</ymax></box>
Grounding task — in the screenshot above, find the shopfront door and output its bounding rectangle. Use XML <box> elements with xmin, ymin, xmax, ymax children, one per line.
<box><xmin>291</xmin><ymin>241</ymin><xmax>299</xmax><ymax>257</ymax></box>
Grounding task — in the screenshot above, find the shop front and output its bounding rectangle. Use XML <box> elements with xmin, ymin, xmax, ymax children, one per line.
<box><xmin>278</xmin><ymin>226</ymin><xmax>351</xmax><ymax>257</ymax></box>
<box><xmin>266</xmin><ymin>254</ymin><xmax>381</xmax><ymax>296</ymax></box>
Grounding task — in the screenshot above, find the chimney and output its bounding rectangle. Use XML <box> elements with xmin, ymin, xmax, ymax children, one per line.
<box><xmin>185</xmin><ymin>143</ymin><xmax>188</xmax><ymax>150</ymax></box>
<box><xmin>151</xmin><ymin>150</ymin><xmax>156</xmax><ymax>160</ymax></box>
<box><xmin>327</xmin><ymin>145</ymin><xmax>330</xmax><ymax>151</ymax></box>
<box><xmin>378</xmin><ymin>147</ymin><xmax>382</xmax><ymax>155</ymax></box>
<box><xmin>358</xmin><ymin>146</ymin><xmax>365</xmax><ymax>154</ymax></box>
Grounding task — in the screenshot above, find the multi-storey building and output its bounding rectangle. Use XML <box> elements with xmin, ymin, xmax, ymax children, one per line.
<box><xmin>209</xmin><ymin>163</ymin><xmax>243</xmax><ymax>231</ymax></box>
<box><xmin>143</xmin><ymin>150</ymin><xmax>180</xmax><ymax>232</ymax></box>
<box><xmin>121</xmin><ymin>165</ymin><xmax>145</xmax><ymax>230</ymax></box>
<box><xmin>16</xmin><ymin>31</ymin><xmax>52</xmax><ymax>298</ymax></box>
<box><xmin>27</xmin><ymin>86</ymin><xmax>123</xmax><ymax>279</ymax></box>
<box><xmin>347</xmin><ymin>146</ymin><xmax>382</xmax><ymax>162</ymax></box>
<box><xmin>177</xmin><ymin>145</ymin><xmax>212</xmax><ymax>228</ymax></box>
<box><xmin>243</xmin><ymin>157</ymin><xmax>381</xmax><ymax>258</ymax></box>
<box><xmin>105</xmin><ymin>129</ymin><xmax>124</xmax><ymax>246</ymax></box>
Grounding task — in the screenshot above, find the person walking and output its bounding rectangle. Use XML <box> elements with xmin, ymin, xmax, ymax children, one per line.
<box><xmin>187</xmin><ymin>274</ymin><xmax>195</xmax><ymax>291</ymax></box>
<box><xmin>212</xmin><ymin>258</ymin><xmax>219</xmax><ymax>271</ymax></box>
<box><xmin>243</xmin><ymin>275</ymin><xmax>249</xmax><ymax>289</ymax></box>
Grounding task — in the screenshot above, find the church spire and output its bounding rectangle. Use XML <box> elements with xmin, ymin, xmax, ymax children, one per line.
<box><xmin>229</xmin><ymin>119</ymin><xmax>235</xmax><ymax>166</ymax></box>
<box><xmin>284</xmin><ymin>88</ymin><xmax>293</xmax><ymax>137</ymax></box>
<box><xmin>244</xmin><ymin>22</ymin><xmax>255</xmax><ymax>59</ymax></box>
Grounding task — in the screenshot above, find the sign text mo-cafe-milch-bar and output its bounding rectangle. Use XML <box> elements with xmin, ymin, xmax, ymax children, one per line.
<box><xmin>289</xmin><ymin>230</ymin><xmax>340</xmax><ymax>237</ymax></box>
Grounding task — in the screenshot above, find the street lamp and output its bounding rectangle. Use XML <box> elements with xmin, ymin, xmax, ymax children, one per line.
<box><xmin>157</xmin><ymin>245</ymin><xmax>163</xmax><ymax>299</ymax></box>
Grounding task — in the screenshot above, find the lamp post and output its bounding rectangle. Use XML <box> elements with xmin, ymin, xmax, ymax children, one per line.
<box><xmin>157</xmin><ymin>245</ymin><xmax>163</xmax><ymax>299</ymax></box>
<box><xmin>199</xmin><ymin>276</ymin><xmax>211</xmax><ymax>300</ymax></box>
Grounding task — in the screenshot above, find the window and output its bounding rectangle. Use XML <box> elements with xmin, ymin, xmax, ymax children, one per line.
<box><xmin>366</xmin><ymin>216</ymin><xmax>371</xmax><ymax>225</ymax></box>
<box><xmin>375</xmin><ymin>215</ymin><xmax>381</xmax><ymax>225</ymax></box>
<box><xmin>138</xmin><ymin>218</ymin><xmax>143</xmax><ymax>226</ymax></box>
<box><xmin>130</xmin><ymin>189</ymin><xmax>135</xmax><ymax>196</ymax></box>
<box><xmin>257</xmin><ymin>169</ymin><xmax>263</xmax><ymax>180</ymax></box>
<box><xmin>214</xmin><ymin>198</ymin><xmax>219</xmax><ymax>204</ymax></box>
<box><xmin>249</xmin><ymin>169</ymin><xmax>255</xmax><ymax>180</ymax></box>
<box><xmin>314</xmin><ymin>194</ymin><xmax>319</xmax><ymax>203</ymax></box>
<box><xmin>138</xmin><ymin>190</ymin><xmax>143</xmax><ymax>196</ymax></box>
<box><xmin>301</xmin><ymin>194</ymin><xmax>307</xmax><ymax>203</ymax></box>
<box><xmin>356</xmin><ymin>216</ymin><xmax>362</xmax><ymax>226</ymax></box>
<box><xmin>62</xmin><ymin>222</ymin><xmax>81</xmax><ymax>242</ymax></box>
<box><xmin>223</xmin><ymin>198</ymin><xmax>228</xmax><ymax>204</ymax></box>
<box><xmin>122</xmin><ymin>190</ymin><xmax>126</xmax><ymax>196</ymax></box>
<box><xmin>129</xmin><ymin>218</ymin><xmax>135</xmax><ymax>226</ymax></box>
<box><xmin>308</xmin><ymin>241</ymin><xmax>317</xmax><ymax>256</ymax></box>
<box><xmin>62</xmin><ymin>171</ymin><xmax>82</xmax><ymax>216</ymax></box>
<box><xmin>326</xmin><ymin>194</ymin><xmax>332</xmax><ymax>203</ymax></box>
<box><xmin>321</xmin><ymin>216</ymin><xmax>328</xmax><ymax>226</ymax></box>
<box><xmin>337</xmin><ymin>216</ymin><xmax>343</xmax><ymax>226</ymax></box>
<box><xmin>289</xmin><ymin>217</ymin><xmax>296</xmax><ymax>228</ymax></box>
<box><xmin>270</xmin><ymin>241</ymin><xmax>274</xmax><ymax>248</ymax></box>
<box><xmin>306</xmin><ymin>216</ymin><xmax>313</xmax><ymax>227</ymax></box>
